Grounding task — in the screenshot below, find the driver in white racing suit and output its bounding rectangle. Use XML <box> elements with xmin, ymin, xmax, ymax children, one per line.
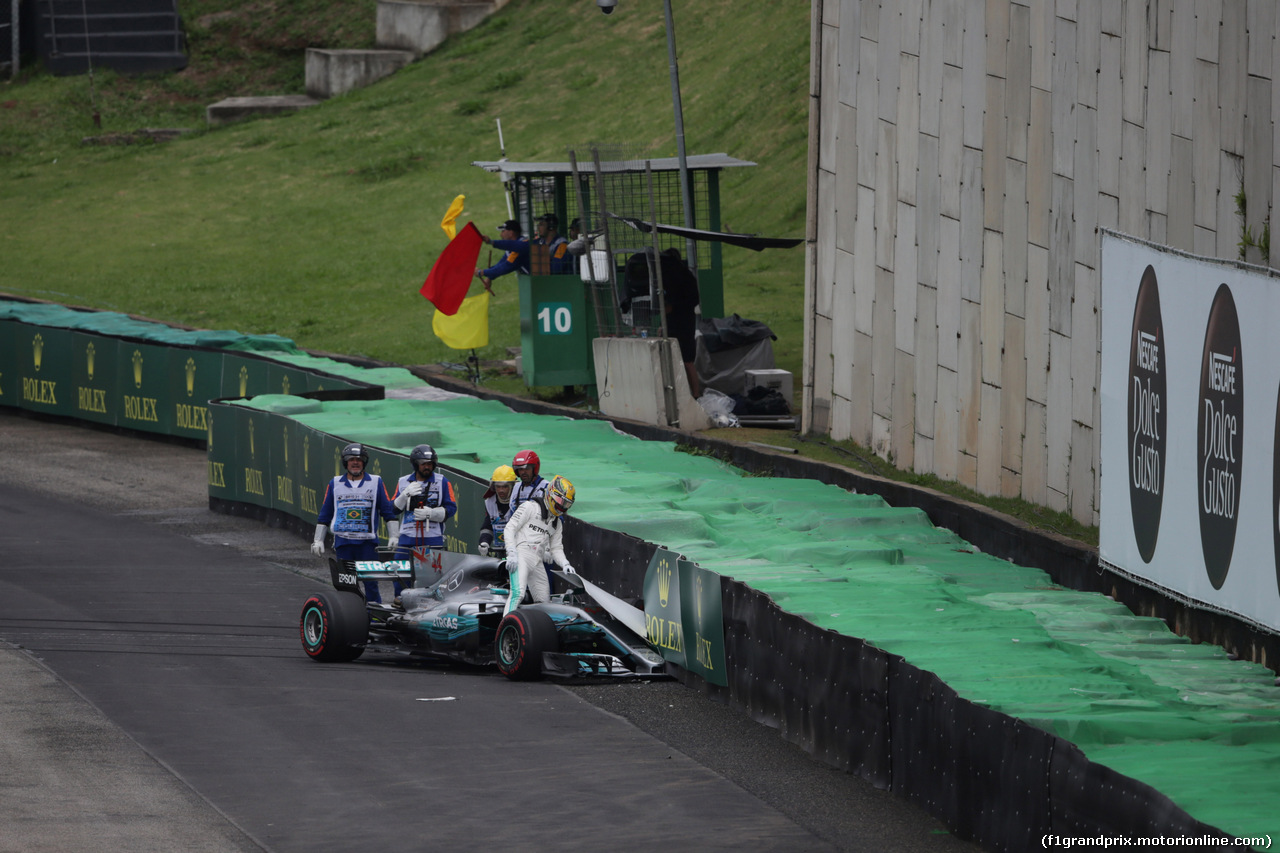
<box><xmin>502</xmin><ymin>474</ymin><xmax>576</xmax><ymax>616</ymax></box>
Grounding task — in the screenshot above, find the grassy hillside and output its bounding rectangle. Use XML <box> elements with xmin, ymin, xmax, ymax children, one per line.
<box><xmin>0</xmin><ymin>0</ymin><xmax>809</xmax><ymax>379</ymax></box>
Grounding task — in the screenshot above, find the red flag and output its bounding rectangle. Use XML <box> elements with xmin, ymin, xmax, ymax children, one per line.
<box><xmin>420</xmin><ymin>221</ymin><xmax>482</xmax><ymax>316</ymax></box>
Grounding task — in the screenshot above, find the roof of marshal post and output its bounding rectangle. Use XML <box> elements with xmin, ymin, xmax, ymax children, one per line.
<box><xmin>471</xmin><ymin>153</ymin><xmax>756</xmax><ymax>175</ymax></box>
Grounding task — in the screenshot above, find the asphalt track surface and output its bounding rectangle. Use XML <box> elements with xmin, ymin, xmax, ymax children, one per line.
<box><xmin>0</xmin><ymin>409</ymin><xmax>983</xmax><ymax>852</ymax></box>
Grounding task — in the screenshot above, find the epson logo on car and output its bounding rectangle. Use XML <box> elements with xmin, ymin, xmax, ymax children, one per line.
<box><xmin>337</xmin><ymin>572</ymin><xmax>358</xmax><ymax>587</ymax></box>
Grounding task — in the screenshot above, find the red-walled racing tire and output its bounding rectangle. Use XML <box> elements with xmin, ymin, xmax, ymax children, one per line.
<box><xmin>301</xmin><ymin>591</ymin><xmax>369</xmax><ymax>662</ymax></box>
<box><xmin>495</xmin><ymin>608</ymin><xmax>557</xmax><ymax>680</ymax></box>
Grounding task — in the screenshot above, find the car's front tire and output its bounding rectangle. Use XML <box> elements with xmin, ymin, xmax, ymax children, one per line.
<box><xmin>301</xmin><ymin>591</ymin><xmax>368</xmax><ymax>662</ymax></box>
<box><xmin>495</xmin><ymin>608</ymin><xmax>556</xmax><ymax>680</ymax></box>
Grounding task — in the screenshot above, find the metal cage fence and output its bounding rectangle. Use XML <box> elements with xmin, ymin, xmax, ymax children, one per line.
<box><xmin>565</xmin><ymin>144</ymin><xmax>707</xmax><ymax>339</ymax></box>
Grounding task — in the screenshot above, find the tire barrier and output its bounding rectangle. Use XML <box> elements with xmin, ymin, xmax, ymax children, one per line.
<box><xmin>0</xmin><ymin>298</ymin><xmax>381</xmax><ymax>441</ymax></box>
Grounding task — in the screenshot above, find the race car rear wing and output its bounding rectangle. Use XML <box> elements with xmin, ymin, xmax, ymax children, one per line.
<box><xmin>330</xmin><ymin>558</ymin><xmax>414</xmax><ymax>593</ymax></box>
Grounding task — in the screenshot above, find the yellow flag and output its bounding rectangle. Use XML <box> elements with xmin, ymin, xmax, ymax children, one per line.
<box><xmin>441</xmin><ymin>194</ymin><xmax>466</xmax><ymax>240</ymax></box>
<box><xmin>432</xmin><ymin>291</ymin><xmax>489</xmax><ymax>349</ymax></box>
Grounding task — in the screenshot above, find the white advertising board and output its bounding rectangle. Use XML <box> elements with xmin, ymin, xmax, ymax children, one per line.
<box><xmin>1100</xmin><ymin>233</ymin><xmax>1280</xmax><ymax>632</ymax></box>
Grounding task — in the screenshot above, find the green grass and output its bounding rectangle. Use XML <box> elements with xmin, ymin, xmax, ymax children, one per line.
<box><xmin>0</xmin><ymin>0</ymin><xmax>809</xmax><ymax>380</ymax></box>
<box><xmin>0</xmin><ymin>0</ymin><xmax>1098</xmax><ymax>547</ymax></box>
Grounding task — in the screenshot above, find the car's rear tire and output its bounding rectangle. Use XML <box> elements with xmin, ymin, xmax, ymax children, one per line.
<box><xmin>301</xmin><ymin>591</ymin><xmax>368</xmax><ymax>662</ymax></box>
<box><xmin>495</xmin><ymin>608</ymin><xmax>557</xmax><ymax>680</ymax></box>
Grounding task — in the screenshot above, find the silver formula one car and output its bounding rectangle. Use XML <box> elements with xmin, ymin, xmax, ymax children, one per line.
<box><xmin>299</xmin><ymin>550</ymin><xmax>667</xmax><ymax>681</ymax></box>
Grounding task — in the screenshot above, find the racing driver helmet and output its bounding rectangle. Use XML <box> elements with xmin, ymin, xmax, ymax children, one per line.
<box><xmin>409</xmin><ymin>444</ymin><xmax>437</xmax><ymax>478</ymax></box>
<box><xmin>544</xmin><ymin>475</ymin><xmax>575</xmax><ymax>517</ymax></box>
<box><xmin>485</xmin><ymin>464</ymin><xmax>517</xmax><ymax>500</ymax></box>
<box><xmin>512</xmin><ymin>449</ymin><xmax>541</xmax><ymax>483</ymax></box>
<box><xmin>340</xmin><ymin>443</ymin><xmax>369</xmax><ymax>474</ymax></box>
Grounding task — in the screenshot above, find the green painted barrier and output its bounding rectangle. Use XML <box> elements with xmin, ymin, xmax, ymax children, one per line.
<box><xmin>222</xmin><ymin>353</ymin><xmax>273</xmax><ymax>400</ymax></box>
<box><xmin>71</xmin><ymin>331</ymin><xmax>118</xmax><ymax>425</ymax></box>
<box><xmin>206</xmin><ymin>409</ymin><xmax>235</xmax><ymax>503</ymax></box>
<box><xmin>14</xmin><ymin>325</ymin><xmax>75</xmax><ymax>417</ymax></box>
<box><xmin>0</xmin><ymin>301</ymin><xmax>383</xmax><ymax>443</ymax></box>
<box><xmin>234</xmin><ymin>404</ymin><xmax>273</xmax><ymax>509</ymax></box>
<box><xmin>209</xmin><ymin>398</ymin><xmax>467</xmax><ymax>551</ymax></box>
<box><xmin>0</xmin><ymin>320</ymin><xmax>17</xmax><ymax>408</ymax></box>
<box><xmin>170</xmin><ymin>350</ymin><xmax>222</xmax><ymax>439</ymax></box>
<box><xmin>117</xmin><ymin>341</ymin><xmax>173</xmax><ymax>434</ymax></box>
<box><xmin>268</xmin><ymin>414</ymin><xmax>303</xmax><ymax>517</ymax></box>
<box><xmin>445</xmin><ymin>475</ymin><xmax>487</xmax><ymax>556</ymax></box>
<box><xmin>644</xmin><ymin>547</ymin><xmax>728</xmax><ymax>686</ymax></box>
<box><xmin>519</xmin><ymin>273</ymin><xmax>598</xmax><ymax>388</ymax></box>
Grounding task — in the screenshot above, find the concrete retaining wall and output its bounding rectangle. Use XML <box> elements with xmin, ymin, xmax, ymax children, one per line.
<box><xmin>376</xmin><ymin>0</ymin><xmax>506</xmax><ymax>57</ymax></box>
<box><xmin>304</xmin><ymin>48</ymin><xmax>414</xmax><ymax>99</ymax></box>
<box><xmin>593</xmin><ymin>336</ymin><xmax>710</xmax><ymax>431</ymax></box>
<box><xmin>805</xmin><ymin>0</ymin><xmax>1278</xmax><ymax>526</ymax></box>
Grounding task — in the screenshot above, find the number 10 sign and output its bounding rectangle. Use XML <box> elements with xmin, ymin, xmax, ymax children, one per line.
<box><xmin>536</xmin><ymin>303</ymin><xmax>573</xmax><ymax>335</ymax></box>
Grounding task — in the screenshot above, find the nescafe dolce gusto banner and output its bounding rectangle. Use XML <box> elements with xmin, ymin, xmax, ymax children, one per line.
<box><xmin>1101</xmin><ymin>234</ymin><xmax>1280</xmax><ymax>631</ymax></box>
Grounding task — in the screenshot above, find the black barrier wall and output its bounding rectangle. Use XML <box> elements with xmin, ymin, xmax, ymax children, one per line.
<box><xmin>712</xmin><ymin>569</ymin><xmax>1231</xmax><ymax>851</ymax></box>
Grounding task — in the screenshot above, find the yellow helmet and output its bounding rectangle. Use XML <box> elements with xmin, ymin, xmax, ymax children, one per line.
<box><xmin>544</xmin><ymin>475</ymin><xmax>575</xmax><ymax>517</ymax></box>
<box><xmin>485</xmin><ymin>464</ymin><xmax>518</xmax><ymax>499</ymax></box>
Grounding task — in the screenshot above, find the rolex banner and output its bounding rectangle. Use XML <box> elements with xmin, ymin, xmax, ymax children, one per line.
<box><xmin>13</xmin><ymin>324</ymin><xmax>74</xmax><ymax>418</ymax></box>
<box><xmin>71</xmin><ymin>331</ymin><xmax>118</xmax><ymax>426</ymax></box>
<box><xmin>168</xmin><ymin>350</ymin><xmax>221</xmax><ymax>439</ymax></box>
<box><xmin>116</xmin><ymin>342</ymin><xmax>173</xmax><ymax>435</ymax></box>
<box><xmin>1</xmin><ymin>312</ymin><xmax>372</xmax><ymax>441</ymax></box>
<box><xmin>1100</xmin><ymin>233</ymin><xmax>1280</xmax><ymax>632</ymax></box>
<box><xmin>643</xmin><ymin>547</ymin><xmax>727</xmax><ymax>686</ymax></box>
